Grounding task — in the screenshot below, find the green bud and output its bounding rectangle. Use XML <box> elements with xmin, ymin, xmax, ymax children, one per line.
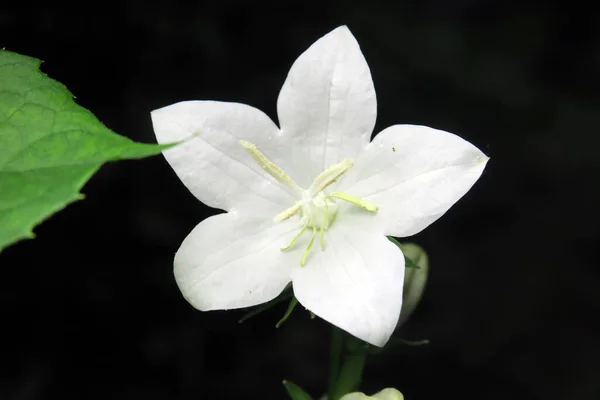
<box><xmin>398</xmin><ymin>242</ymin><xmax>429</xmax><ymax>326</ymax></box>
<box><xmin>340</xmin><ymin>388</ymin><xmax>404</xmax><ymax>400</ymax></box>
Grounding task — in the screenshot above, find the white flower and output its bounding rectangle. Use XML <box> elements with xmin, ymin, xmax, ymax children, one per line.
<box><xmin>151</xmin><ymin>26</ymin><xmax>488</xmax><ymax>347</ymax></box>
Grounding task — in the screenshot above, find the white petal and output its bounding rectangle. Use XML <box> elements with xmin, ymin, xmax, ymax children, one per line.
<box><xmin>341</xmin><ymin>125</ymin><xmax>489</xmax><ymax>237</ymax></box>
<box><xmin>174</xmin><ymin>211</ymin><xmax>298</xmax><ymax>310</ymax></box>
<box><xmin>291</xmin><ymin>223</ymin><xmax>405</xmax><ymax>347</ymax></box>
<box><xmin>277</xmin><ymin>26</ymin><xmax>376</xmax><ymax>182</ymax></box>
<box><xmin>151</xmin><ymin>101</ymin><xmax>295</xmax><ymax>213</ymax></box>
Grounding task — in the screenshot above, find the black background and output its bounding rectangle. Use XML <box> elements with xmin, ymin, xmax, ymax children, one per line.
<box><xmin>1</xmin><ymin>1</ymin><xmax>599</xmax><ymax>399</ymax></box>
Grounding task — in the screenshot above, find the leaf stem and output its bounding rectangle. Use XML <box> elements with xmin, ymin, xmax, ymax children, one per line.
<box><xmin>328</xmin><ymin>326</ymin><xmax>369</xmax><ymax>400</ymax></box>
<box><xmin>328</xmin><ymin>326</ymin><xmax>344</xmax><ymax>398</ymax></box>
<box><xmin>276</xmin><ymin>297</ymin><xmax>299</xmax><ymax>328</ymax></box>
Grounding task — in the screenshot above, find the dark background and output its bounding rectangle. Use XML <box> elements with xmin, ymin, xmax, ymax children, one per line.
<box><xmin>1</xmin><ymin>1</ymin><xmax>599</xmax><ymax>399</ymax></box>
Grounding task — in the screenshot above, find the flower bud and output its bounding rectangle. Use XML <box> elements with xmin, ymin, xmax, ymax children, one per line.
<box><xmin>340</xmin><ymin>387</ymin><xmax>404</xmax><ymax>400</ymax></box>
<box><xmin>398</xmin><ymin>242</ymin><xmax>429</xmax><ymax>326</ymax></box>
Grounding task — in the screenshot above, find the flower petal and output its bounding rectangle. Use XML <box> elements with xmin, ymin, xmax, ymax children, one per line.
<box><xmin>174</xmin><ymin>211</ymin><xmax>298</xmax><ymax>310</ymax></box>
<box><xmin>291</xmin><ymin>223</ymin><xmax>405</xmax><ymax>347</ymax></box>
<box><xmin>277</xmin><ymin>26</ymin><xmax>376</xmax><ymax>182</ymax></box>
<box><xmin>151</xmin><ymin>101</ymin><xmax>295</xmax><ymax>213</ymax></box>
<box><xmin>341</xmin><ymin>125</ymin><xmax>489</xmax><ymax>237</ymax></box>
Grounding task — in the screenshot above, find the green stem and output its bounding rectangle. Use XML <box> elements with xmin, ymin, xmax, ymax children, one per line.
<box><xmin>328</xmin><ymin>326</ymin><xmax>344</xmax><ymax>398</ymax></box>
<box><xmin>328</xmin><ymin>327</ymin><xmax>369</xmax><ymax>400</ymax></box>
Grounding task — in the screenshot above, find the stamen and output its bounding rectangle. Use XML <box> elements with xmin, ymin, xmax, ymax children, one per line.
<box><xmin>328</xmin><ymin>192</ymin><xmax>378</xmax><ymax>212</ymax></box>
<box><xmin>319</xmin><ymin>201</ymin><xmax>329</xmax><ymax>250</ymax></box>
<box><xmin>281</xmin><ymin>217</ymin><xmax>310</xmax><ymax>251</ymax></box>
<box><xmin>238</xmin><ymin>143</ymin><xmax>378</xmax><ymax>266</ymax></box>
<box><xmin>274</xmin><ymin>202</ymin><xmax>302</xmax><ymax>222</ymax></box>
<box><xmin>308</xmin><ymin>158</ymin><xmax>354</xmax><ymax>196</ymax></box>
<box><xmin>240</xmin><ymin>140</ymin><xmax>303</xmax><ymax>197</ymax></box>
<box><xmin>300</xmin><ymin>227</ymin><xmax>318</xmax><ymax>266</ymax></box>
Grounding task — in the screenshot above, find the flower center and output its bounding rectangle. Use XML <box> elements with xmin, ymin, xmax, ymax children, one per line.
<box><xmin>300</xmin><ymin>191</ymin><xmax>337</xmax><ymax>231</ymax></box>
<box><xmin>240</xmin><ymin>140</ymin><xmax>378</xmax><ymax>265</ymax></box>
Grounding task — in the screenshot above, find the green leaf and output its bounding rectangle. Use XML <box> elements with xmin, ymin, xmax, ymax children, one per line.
<box><xmin>282</xmin><ymin>380</ymin><xmax>313</xmax><ymax>400</ymax></box>
<box><xmin>0</xmin><ymin>50</ymin><xmax>171</xmax><ymax>251</ymax></box>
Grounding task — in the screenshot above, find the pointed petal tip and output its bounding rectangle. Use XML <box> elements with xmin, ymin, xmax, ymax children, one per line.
<box><xmin>327</xmin><ymin>25</ymin><xmax>357</xmax><ymax>42</ymax></box>
<box><xmin>277</xmin><ymin>23</ymin><xmax>375</xmax><ymax>175</ymax></box>
<box><xmin>150</xmin><ymin>106</ymin><xmax>173</xmax><ymax>121</ymax></box>
<box><xmin>333</xmin><ymin>24</ymin><xmax>351</xmax><ymax>33</ymax></box>
<box><xmin>150</xmin><ymin>102</ymin><xmax>176</xmax><ymax>116</ymax></box>
<box><xmin>369</xmin><ymin>334</ymin><xmax>392</xmax><ymax>348</ymax></box>
<box><xmin>149</xmin><ymin>107</ymin><xmax>161</xmax><ymax>119</ymax></box>
<box><xmin>291</xmin><ymin>231</ymin><xmax>404</xmax><ymax>348</ymax></box>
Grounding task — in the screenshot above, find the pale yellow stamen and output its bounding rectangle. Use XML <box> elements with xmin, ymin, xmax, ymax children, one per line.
<box><xmin>281</xmin><ymin>216</ymin><xmax>310</xmax><ymax>251</ymax></box>
<box><xmin>240</xmin><ymin>140</ymin><xmax>303</xmax><ymax>196</ymax></box>
<box><xmin>328</xmin><ymin>191</ymin><xmax>379</xmax><ymax>212</ymax></box>
<box><xmin>274</xmin><ymin>202</ymin><xmax>302</xmax><ymax>222</ymax></box>
<box><xmin>308</xmin><ymin>158</ymin><xmax>354</xmax><ymax>195</ymax></box>
<box><xmin>239</xmin><ymin>140</ymin><xmax>379</xmax><ymax>266</ymax></box>
<box><xmin>319</xmin><ymin>201</ymin><xmax>329</xmax><ymax>250</ymax></box>
<box><xmin>300</xmin><ymin>227</ymin><xmax>318</xmax><ymax>266</ymax></box>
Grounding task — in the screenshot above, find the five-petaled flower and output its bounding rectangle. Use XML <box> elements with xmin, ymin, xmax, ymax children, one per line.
<box><xmin>151</xmin><ymin>26</ymin><xmax>488</xmax><ymax>347</ymax></box>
